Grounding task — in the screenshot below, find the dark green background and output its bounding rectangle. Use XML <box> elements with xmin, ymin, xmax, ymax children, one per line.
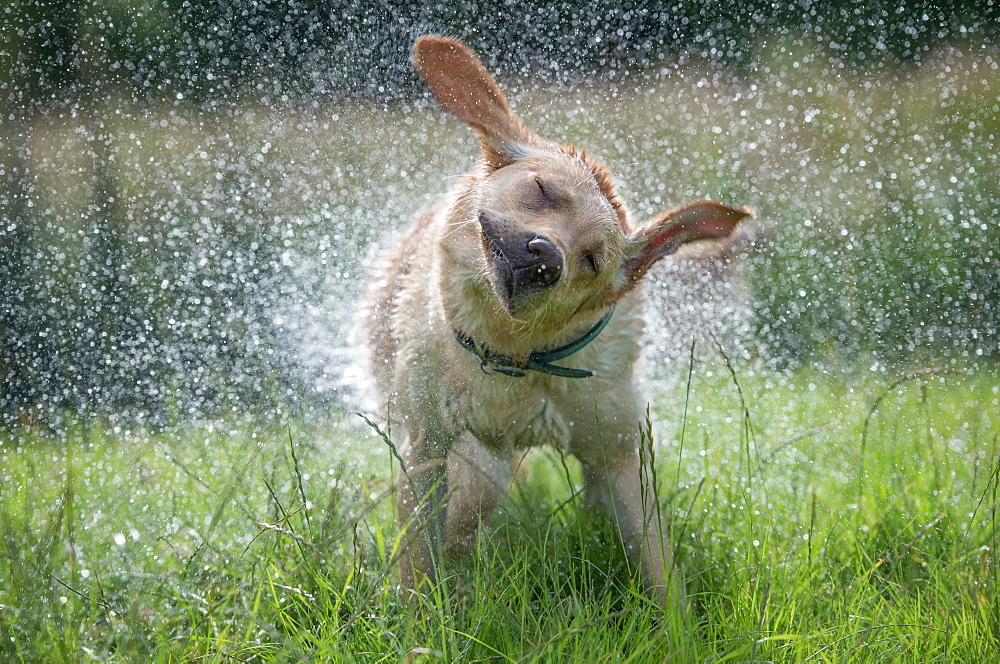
<box><xmin>5</xmin><ymin>1</ymin><xmax>996</xmax><ymax>107</ymax></box>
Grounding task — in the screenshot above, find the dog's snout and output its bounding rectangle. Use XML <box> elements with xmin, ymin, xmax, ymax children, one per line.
<box><xmin>478</xmin><ymin>210</ymin><xmax>502</xmax><ymax>242</ymax></box>
<box><xmin>478</xmin><ymin>210</ymin><xmax>563</xmax><ymax>309</ymax></box>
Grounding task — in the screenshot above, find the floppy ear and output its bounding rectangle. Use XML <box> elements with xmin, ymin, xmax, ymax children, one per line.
<box><xmin>414</xmin><ymin>35</ymin><xmax>536</xmax><ymax>165</ymax></box>
<box><xmin>618</xmin><ymin>201</ymin><xmax>753</xmax><ymax>288</ymax></box>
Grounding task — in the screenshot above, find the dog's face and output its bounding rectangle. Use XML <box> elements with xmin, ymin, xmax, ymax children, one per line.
<box><xmin>474</xmin><ymin>153</ymin><xmax>627</xmax><ymax>320</ymax></box>
<box><xmin>415</xmin><ymin>36</ymin><xmax>751</xmax><ymax>329</ymax></box>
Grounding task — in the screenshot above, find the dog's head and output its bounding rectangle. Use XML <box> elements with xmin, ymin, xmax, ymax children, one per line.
<box><xmin>415</xmin><ymin>35</ymin><xmax>752</xmax><ymax>331</ymax></box>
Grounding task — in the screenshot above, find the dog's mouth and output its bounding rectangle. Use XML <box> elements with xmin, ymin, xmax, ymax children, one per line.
<box><xmin>485</xmin><ymin>238</ymin><xmax>516</xmax><ymax>301</ymax></box>
<box><xmin>479</xmin><ymin>211</ymin><xmax>563</xmax><ymax>314</ymax></box>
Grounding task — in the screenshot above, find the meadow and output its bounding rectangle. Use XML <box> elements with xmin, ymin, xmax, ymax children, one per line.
<box><xmin>2</xmin><ymin>362</ymin><xmax>998</xmax><ymax>661</ymax></box>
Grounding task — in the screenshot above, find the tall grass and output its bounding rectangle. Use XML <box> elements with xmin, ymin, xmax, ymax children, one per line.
<box><xmin>2</xmin><ymin>362</ymin><xmax>997</xmax><ymax>661</ymax></box>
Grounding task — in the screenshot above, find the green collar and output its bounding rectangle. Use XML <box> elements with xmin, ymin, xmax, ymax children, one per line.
<box><xmin>454</xmin><ymin>307</ymin><xmax>615</xmax><ymax>379</ymax></box>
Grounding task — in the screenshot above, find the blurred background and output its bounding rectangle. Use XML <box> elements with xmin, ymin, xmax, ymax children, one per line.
<box><xmin>2</xmin><ymin>1</ymin><xmax>998</xmax><ymax>426</ymax></box>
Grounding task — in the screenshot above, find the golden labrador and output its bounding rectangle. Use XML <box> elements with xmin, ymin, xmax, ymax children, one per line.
<box><xmin>365</xmin><ymin>35</ymin><xmax>751</xmax><ymax>604</ymax></box>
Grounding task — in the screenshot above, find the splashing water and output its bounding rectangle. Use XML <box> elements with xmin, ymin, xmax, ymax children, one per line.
<box><xmin>1</xmin><ymin>3</ymin><xmax>997</xmax><ymax>427</ymax></box>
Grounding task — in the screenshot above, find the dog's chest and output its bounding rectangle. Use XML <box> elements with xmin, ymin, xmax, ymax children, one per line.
<box><xmin>463</xmin><ymin>381</ymin><xmax>572</xmax><ymax>453</ymax></box>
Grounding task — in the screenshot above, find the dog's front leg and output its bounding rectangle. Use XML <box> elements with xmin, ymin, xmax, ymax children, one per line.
<box><xmin>444</xmin><ymin>432</ymin><xmax>513</xmax><ymax>559</ymax></box>
<box><xmin>396</xmin><ymin>433</ymin><xmax>450</xmax><ymax>593</ymax></box>
<box><xmin>581</xmin><ymin>446</ymin><xmax>682</xmax><ymax>607</ymax></box>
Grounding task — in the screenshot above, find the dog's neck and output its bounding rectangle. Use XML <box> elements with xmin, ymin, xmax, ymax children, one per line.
<box><xmin>453</xmin><ymin>307</ymin><xmax>614</xmax><ymax>379</ymax></box>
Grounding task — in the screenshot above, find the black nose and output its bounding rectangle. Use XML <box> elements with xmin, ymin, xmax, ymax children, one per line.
<box><xmin>523</xmin><ymin>236</ymin><xmax>561</xmax><ymax>286</ymax></box>
<box><xmin>527</xmin><ymin>236</ymin><xmax>558</xmax><ymax>261</ymax></box>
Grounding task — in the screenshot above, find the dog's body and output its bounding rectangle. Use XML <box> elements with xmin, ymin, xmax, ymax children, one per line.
<box><xmin>364</xmin><ymin>35</ymin><xmax>750</xmax><ymax>603</ymax></box>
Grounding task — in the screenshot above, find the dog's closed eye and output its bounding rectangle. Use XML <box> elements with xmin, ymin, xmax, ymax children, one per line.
<box><xmin>535</xmin><ymin>177</ymin><xmax>561</xmax><ymax>207</ymax></box>
<box><xmin>582</xmin><ymin>251</ymin><xmax>601</xmax><ymax>274</ymax></box>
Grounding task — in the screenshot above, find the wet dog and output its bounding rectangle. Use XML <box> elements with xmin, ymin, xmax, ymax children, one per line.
<box><xmin>364</xmin><ymin>35</ymin><xmax>751</xmax><ymax>604</ymax></box>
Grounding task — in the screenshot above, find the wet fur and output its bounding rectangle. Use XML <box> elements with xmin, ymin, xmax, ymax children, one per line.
<box><xmin>364</xmin><ymin>35</ymin><xmax>751</xmax><ymax>604</ymax></box>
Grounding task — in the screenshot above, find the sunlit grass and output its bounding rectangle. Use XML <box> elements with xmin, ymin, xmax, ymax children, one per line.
<box><xmin>2</xmin><ymin>365</ymin><xmax>997</xmax><ymax>661</ymax></box>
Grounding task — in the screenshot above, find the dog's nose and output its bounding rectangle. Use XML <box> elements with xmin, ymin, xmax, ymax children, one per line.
<box><xmin>478</xmin><ymin>210</ymin><xmax>563</xmax><ymax>307</ymax></box>
<box><xmin>524</xmin><ymin>236</ymin><xmax>561</xmax><ymax>286</ymax></box>
<box><xmin>526</xmin><ymin>236</ymin><xmax>557</xmax><ymax>260</ymax></box>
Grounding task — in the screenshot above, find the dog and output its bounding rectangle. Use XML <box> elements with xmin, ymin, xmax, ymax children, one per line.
<box><xmin>364</xmin><ymin>34</ymin><xmax>751</xmax><ymax>604</ymax></box>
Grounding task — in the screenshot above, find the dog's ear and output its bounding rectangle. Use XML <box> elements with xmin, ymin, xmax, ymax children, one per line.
<box><xmin>414</xmin><ymin>35</ymin><xmax>536</xmax><ymax>165</ymax></box>
<box><xmin>616</xmin><ymin>201</ymin><xmax>753</xmax><ymax>290</ymax></box>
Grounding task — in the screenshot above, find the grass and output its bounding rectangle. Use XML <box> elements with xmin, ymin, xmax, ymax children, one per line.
<box><xmin>2</xmin><ymin>360</ymin><xmax>998</xmax><ymax>662</ymax></box>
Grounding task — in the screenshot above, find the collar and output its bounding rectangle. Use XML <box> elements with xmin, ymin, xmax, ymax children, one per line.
<box><xmin>454</xmin><ymin>307</ymin><xmax>615</xmax><ymax>379</ymax></box>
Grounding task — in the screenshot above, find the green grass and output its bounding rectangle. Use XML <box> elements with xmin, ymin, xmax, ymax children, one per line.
<box><xmin>2</xmin><ymin>362</ymin><xmax>998</xmax><ymax>662</ymax></box>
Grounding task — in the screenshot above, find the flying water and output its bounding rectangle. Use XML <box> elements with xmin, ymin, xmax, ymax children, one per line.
<box><xmin>1</xmin><ymin>3</ymin><xmax>996</xmax><ymax>430</ymax></box>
